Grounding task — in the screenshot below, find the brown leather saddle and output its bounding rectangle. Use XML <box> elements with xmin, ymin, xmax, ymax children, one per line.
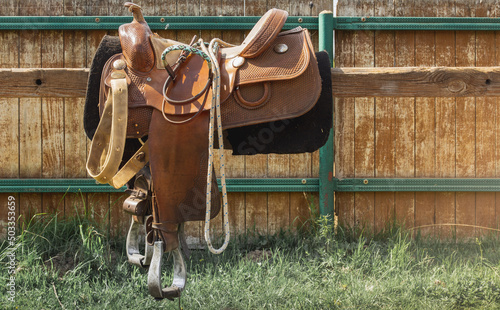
<box><xmin>86</xmin><ymin>2</ymin><xmax>322</xmax><ymax>300</ymax></box>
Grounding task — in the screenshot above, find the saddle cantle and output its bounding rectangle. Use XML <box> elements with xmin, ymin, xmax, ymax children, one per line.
<box><xmin>85</xmin><ymin>2</ymin><xmax>329</xmax><ymax>301</ymax></box>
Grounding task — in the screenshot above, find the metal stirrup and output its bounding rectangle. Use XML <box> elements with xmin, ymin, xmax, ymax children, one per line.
<box><xmin>126</xmin><ymin>215</ymin><xmax>153</xmax><ymax>267</ymax></box>
<box><xmin>147</xmin><ymin>240</ymin><xmax>187</xmax><ymax>300</ymax></box>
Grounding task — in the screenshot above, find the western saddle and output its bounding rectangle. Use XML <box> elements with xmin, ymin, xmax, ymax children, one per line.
<box><xmin>86</xmin><ymin>2</ymin><xmax>322</xmax><ymax>300</ymax></box>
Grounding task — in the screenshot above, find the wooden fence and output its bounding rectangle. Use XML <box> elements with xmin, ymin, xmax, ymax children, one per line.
<box><xmin>0</xmin><ymin>0</ymin><xmax>333</xmax><ymax>241</ymax></box>
<box><xmin>2</xmin><ymin>0</ymin><xmax>500</xmax><ymax>242</ymax></box>
<box><xmin>335</xmin><ymin>0</ymin><xmax>500</xmax><ymax>238</ymax></box>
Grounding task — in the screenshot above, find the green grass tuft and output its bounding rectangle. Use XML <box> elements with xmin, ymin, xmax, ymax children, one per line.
<box><xmin>2</xmin><ymin>213</ymin><xmax>500</xmax><ymax>309</ymax></box>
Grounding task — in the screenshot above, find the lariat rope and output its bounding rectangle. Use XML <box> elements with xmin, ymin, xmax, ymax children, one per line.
<box><xmin>201</xmin><ymin>39</ymin><xmax>232</xmax><ymax>254</ymax></box>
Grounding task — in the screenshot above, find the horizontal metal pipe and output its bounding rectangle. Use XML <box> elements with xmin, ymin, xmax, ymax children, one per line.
<box><xmin>4</xmin><ymin>178</ymin><xmax>500</xmax><ymax>193</ymax></box>
<box><xmin>335</xmin><ymin>178</ymin><xmax>500</xmax><ymax>192</ymax></box>
<box><xmin>0</xmin><ymin>16</ymin><xmax>499</xmax><ymax>31</ymax></box>
<box><xmin>0</xmin><ymin>178</ymin><xmax>319</xmax><ymax>193</ymax></box>
<box><xmin>0</xmin><ymin>16</ymin><xmax>317</xmax><ymax>30</ymax></box>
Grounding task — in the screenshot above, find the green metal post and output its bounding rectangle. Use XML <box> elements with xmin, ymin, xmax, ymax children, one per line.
<box><xmin>318</xmin><ymin>11</ymin><xmax>334</xmax><ymax>218</ymax></box>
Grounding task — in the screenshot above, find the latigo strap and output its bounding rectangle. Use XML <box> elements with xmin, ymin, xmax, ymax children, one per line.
<box><xmin>86</xmin><ymin>77</ymin><xmax>149</xmax><ymax>189</ymax></box>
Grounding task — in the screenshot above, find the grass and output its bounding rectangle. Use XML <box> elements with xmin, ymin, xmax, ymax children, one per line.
<box><xmin>2</xmin><ymin>214</ymin><xmax>500</xmax><ymax>309</ymax></box>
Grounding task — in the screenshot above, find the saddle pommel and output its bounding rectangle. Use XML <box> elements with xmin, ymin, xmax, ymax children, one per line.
<box><xmin>124</xmin><ymin>2</ymin><xmax>146</xmax><ymax>23</ymax></box>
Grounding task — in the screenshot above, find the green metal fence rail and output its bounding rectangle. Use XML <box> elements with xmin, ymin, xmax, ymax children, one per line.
<box><xmin>0</xmin><ymin>16</ymin><xmax>318</xmax><ymax>30</ymax></box>
<box><xmin>318</xmin><ymin>11</ymin><xmax>334</xmax><ymax>217</ymax></box>
<box><xmin>335</xmin><ymin>178</ymin><xmax>500</xmax><ymax>192</ymax></box>
<box><xmin>334</xmin><ymin>16</ymin><xmax>500</xmax><ymax>31</ymax></box>
<box><xmin>0</xmin><ymin>178</ymin><xmax>319</xmax><ymax>193</ymax></box>
<box><xmin>1</xmin><ymin>16</ymin><xmax>500</xmax><ymax>31</ymax></box>
<box><xmin>6</xmin><ymin>178</ymin><xmax>500</xmax><ymax>194</ymax></box>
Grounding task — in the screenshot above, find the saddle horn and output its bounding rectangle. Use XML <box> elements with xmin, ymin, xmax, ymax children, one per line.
<box><xmin>124</xmin><ymin>2</ymin><xmax>146</xmax><ymax>23</ymax></box>
<box><xmin>119</xmin><ymin>2</ymin><xmax>155</xmax><ymax>72</ymax></box>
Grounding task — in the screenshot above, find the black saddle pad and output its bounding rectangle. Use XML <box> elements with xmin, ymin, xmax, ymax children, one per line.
<box><xmin>226</xmin><ymin>50</ymin><xmax>332</xmax><ymax>155</ymax></box>
<box><xmin>83</xmin><ymin>36</ymin><xmax>332</xmax><ymax>155</ymax></box>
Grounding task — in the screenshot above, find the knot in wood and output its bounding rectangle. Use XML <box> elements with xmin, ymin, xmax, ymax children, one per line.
<box><xmin>447</xmin><ymin>79</ymin><xmax>466</xmax><ymax>93</ymax></box>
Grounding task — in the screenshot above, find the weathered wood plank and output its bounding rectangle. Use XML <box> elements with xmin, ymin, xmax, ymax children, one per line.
<box><xmin>351</xmin><ymin>0</ymin><xmax>375</xmax><ymax>239</ymax></box>
<box><xmin>289</xmin><ymin>153</ymin><xmax>312</xmax><ymax>229</ymax></box>
<box><xmin>110</xmin><ymin>192</ymin><xmax>128</xmax><ymax>237</ymax></box>
<box><xmin>42</xmin><ymin>30</ymin><xmax>65</xmax><ymax>218</ymax></box>
<box><xmin>475</xmin><ymin>30</ymin><xmax>497</xmax><ymax>237</ymax></box>
<box><xmin>335</xmin><ymin>0</ymin><xmax>356</xmax><ymax>230</ymax></box>
<box><xmin>353</xmin><ymin>28</ymin><xmax>375</xmax><ymax>235</ymax></box>
<box><xmin>434</xmin><ymin>29</ymin><xmax>456</xmax><ymax>239</ymax></box>
<box><xmin>267</xmin><ymin>0</ymin><xmax>289</xmax><ymax>12</ymax></box>
<box><xmin>19</xmin><ymin>29</ymin><xmax>43</xmax><ymax>226</ymax></box>
<box><xmin>200</xmin><ymin>0</ymin><xmax>221</xmax><ymax>16</ymax></box>
<box><xmin>374</xmin><ymin>0</ymin><xmax>395</xmax><ymax>235</ymax></box>
<box><xmin>63</xmin><ymin>30</ymin><xmax>87</xmax><ymax>218</ymax></box>
<box><xmin>0</xmin><ymin>68</ymin><xmax>89</xmax><ymax>97</ymax></box>
<box><xmin>0</xmin><ymin>97</ymin><xmax>19</xmax><ymax>233</ymax></box>
<box><xmin>0</xmin><ymin>32</ymin><xmax>19</xmax><ymax>179</ymax></box>
<box><xmin>374</xmin><ymin>29</ymin><xmax>396</xmax><ymax>234</ymax></box>
<box><xmin>0</xmin><ymin>2</ymin><xmax>19</xmax><ymax>235</ymax></box>
<box><xmin>414</xmin><ymin>28</ymin><xmax>436</xmax><ymax>237</ymax></box>
<box><xmin>1</xmin><ymin>0</ymin><xmax>18</xmax><ymax>16</ymax></box>
<box><xmin>268</xmin><ymin>153</ymin><xmax>290</xmax><ymax>234</ymax></box>
<box><xmin>455</xmin><ymin>30</ymin><xmax>476</xmax><ymax>238</ymax></box>
<box><xmin>63</xmin><ymin>0</ymin><xmax>85</xmax><ymax>16</ymax></box>
<box><xmin>4</xmin><ymin>66</ymin><xmax>500</xmax><ymax>98</ymax></box>
<box><xmin>394</xmin><ymin>28</ymin><xmax>416</xmax><ymax>229</ymax></box>
<box><xmin>332</xmin><ymin>67</ymin><xmax>500</xmax><ymax>97</ymax></box>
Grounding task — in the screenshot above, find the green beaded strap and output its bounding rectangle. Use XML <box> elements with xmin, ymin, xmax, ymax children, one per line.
<box><xmin>161</xmin><ymin>44</ymin><xmax>212</xmax><ymax>69</ymax></box>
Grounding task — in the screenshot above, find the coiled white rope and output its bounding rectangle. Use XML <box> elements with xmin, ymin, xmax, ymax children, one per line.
<box><xmin>200</xmin><ymin>39</ymin><xmax>234</xmax><ymax>254</ymax></box>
